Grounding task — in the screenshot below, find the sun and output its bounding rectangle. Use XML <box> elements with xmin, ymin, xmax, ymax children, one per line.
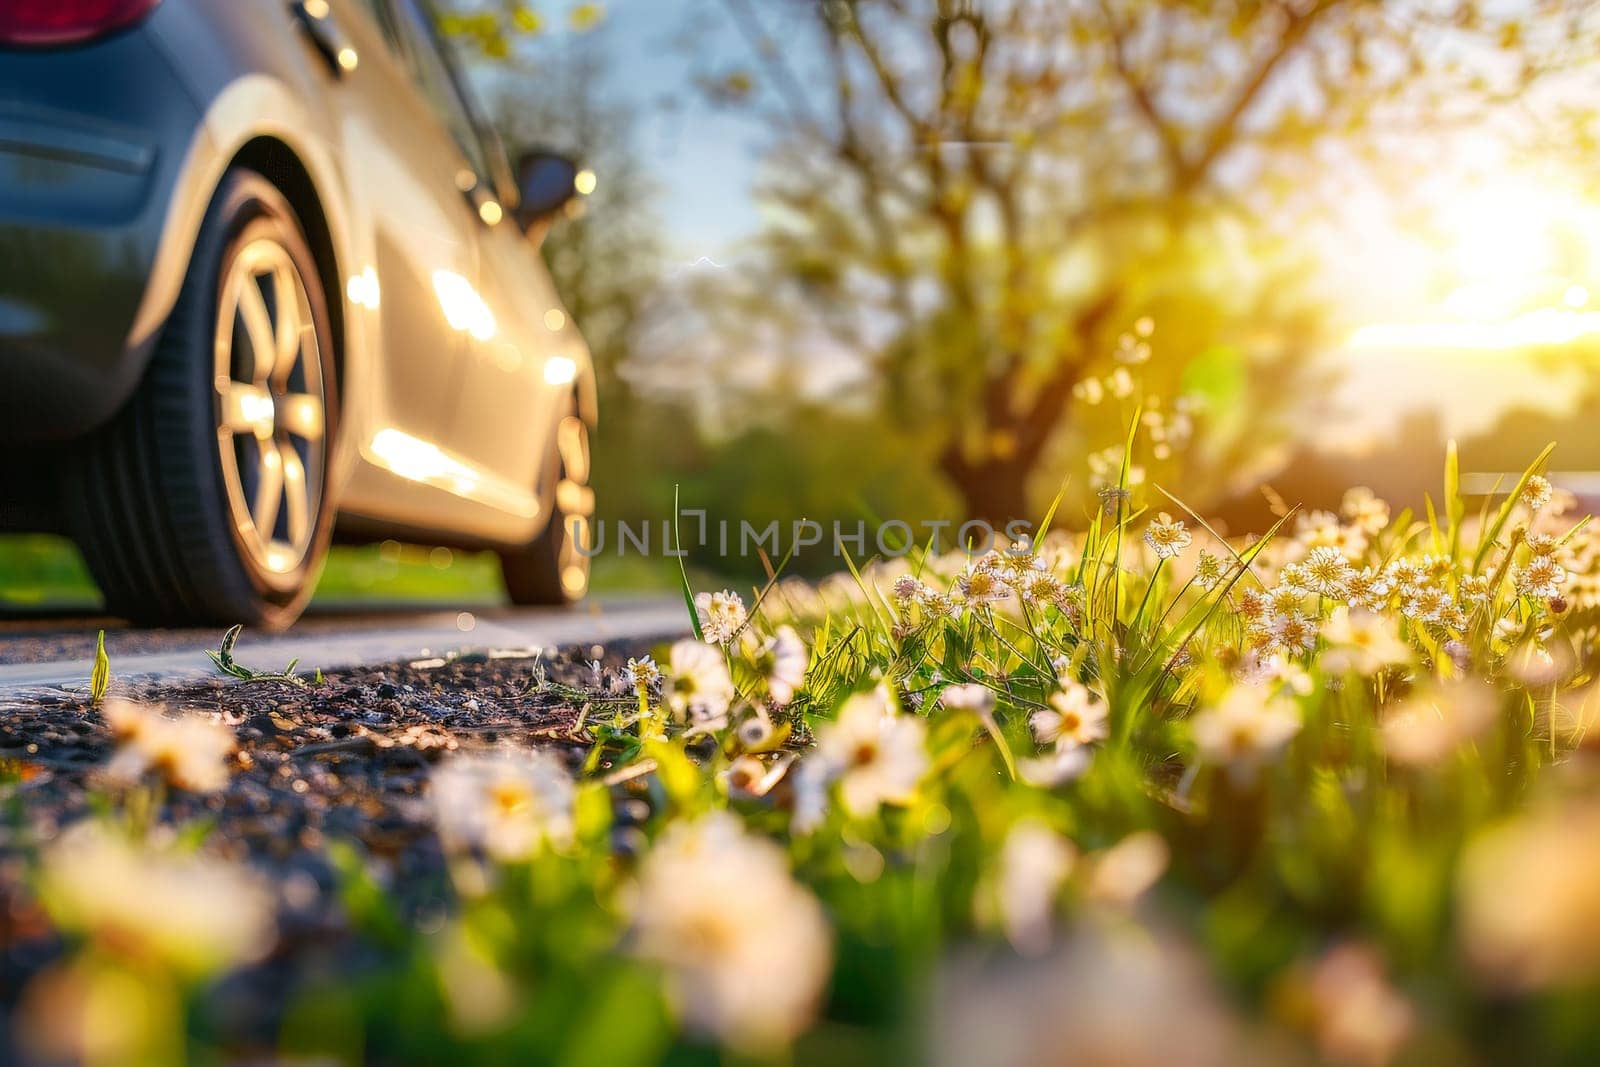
<box><xmin>1348</xmin><ymin>171</ymin><xmax>1600</xmax><ymax>351</ymax></box>
<box><xmin>1449</xmin><ymin>182</ymin><xmax>1560</xmax><ymax>293</ymax></box>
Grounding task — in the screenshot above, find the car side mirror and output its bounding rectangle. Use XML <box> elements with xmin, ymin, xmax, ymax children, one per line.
<box><xmin>514</xmin><ymin>150</ymin><xmax>580</xmax><ymax>230</ymax></box>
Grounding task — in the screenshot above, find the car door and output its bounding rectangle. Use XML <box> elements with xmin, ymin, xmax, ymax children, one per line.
<box><xmin>411</xmin><ymin>44</ymin><xmax>571</xmax><ymax>502</ymax></box>
<box><xmin>458</xmin><ymin>194</ymin><xmax>579</xmax><ymax>503</ymax></box>
<box><xmin>349</xmin><ymin>0</ymin><xmax>484</xmax><ymax>452</ymax></box>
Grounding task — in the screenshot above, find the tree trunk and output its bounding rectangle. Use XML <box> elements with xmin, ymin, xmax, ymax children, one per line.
<box><xmin>941</xmin><ymin>450</ymin><xmax>1035</xmax><ymax>531</ymax></box>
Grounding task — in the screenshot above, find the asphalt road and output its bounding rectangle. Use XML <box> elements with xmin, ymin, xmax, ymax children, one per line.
<box><xmin>0</xmin><ymin>595</ymin><xmax>689</xmax><ymax>694</ymax></box>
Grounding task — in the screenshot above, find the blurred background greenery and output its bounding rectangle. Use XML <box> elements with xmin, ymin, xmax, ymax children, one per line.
<box><xmin>6</xmin><ymin>0</ymin><xmax>1600</xmax><ymax>610</ymax></box>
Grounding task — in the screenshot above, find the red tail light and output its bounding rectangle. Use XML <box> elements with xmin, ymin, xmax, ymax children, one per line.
<box><xmin>0</xmin><ymin>0</ymin><xmax>162</xmax><ymax>47</ymax></box>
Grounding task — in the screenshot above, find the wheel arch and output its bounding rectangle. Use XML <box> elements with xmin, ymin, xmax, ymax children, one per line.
<box><xmin>227</xmin><ymin>136</ymin><xmax>346</xmax><ymax>404</ymax></box>
<box><xmin>575</xmin><ymin>359</ymin><xmax>599</xmax><ymax>428</ymax></box>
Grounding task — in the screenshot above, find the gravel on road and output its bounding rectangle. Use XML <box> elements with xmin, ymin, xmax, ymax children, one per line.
<box><xmin>0</xmin><ymin>633</ymin><xmax>677</xmax><ymax>1051</ymax></box>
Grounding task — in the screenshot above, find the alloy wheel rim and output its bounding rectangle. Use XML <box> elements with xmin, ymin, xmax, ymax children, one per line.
<box><xmin>213</xmin><ymin>236</ymin><xmax>327</xmax><ymax>589</ymax></box>
<box><xmin>554</xmin><ymin>413</ymin><xmax>594</xmax><ymax>598</ymax></box>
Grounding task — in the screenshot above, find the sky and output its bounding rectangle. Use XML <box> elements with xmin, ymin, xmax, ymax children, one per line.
<box><xmin>563</xmin><ymin>0</ymin><xmax>771</xmax><ymax>263</ymax></box>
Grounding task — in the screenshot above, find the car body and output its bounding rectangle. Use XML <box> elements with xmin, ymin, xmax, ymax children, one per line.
<box><xmin>0</xmin><ymin>0</ymin><xmax>597</xmax><ymax>626</ymax></box>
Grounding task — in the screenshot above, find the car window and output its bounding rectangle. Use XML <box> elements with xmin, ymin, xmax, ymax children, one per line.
<box><xmin>385</xmin><ymin>0</ymin><xmax>494</xmax><ymax>184</ymax></box>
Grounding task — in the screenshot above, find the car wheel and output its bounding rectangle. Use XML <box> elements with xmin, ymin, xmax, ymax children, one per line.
<box><xmin>66</xmin><ymin>168</ymin><xmax>338</xmax><ymax>630</ymax></box>
<box><xmin>500</xmin><ymin>399</ymin><xmax>593</xmax><ymax>605</ymax></box>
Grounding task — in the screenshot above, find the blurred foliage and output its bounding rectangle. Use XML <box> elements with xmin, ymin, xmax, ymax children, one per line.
<box><xmin>435</xmin><ymin>0</ymin><xmax>605</xmax><ymax>58</ymax></box>
<box><xmin>642</xmin><ymin>0</ymin><xmax>1594</xmax><ymax>525</ymax></box>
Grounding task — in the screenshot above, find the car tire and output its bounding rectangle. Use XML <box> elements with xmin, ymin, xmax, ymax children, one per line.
<box><xmin>66</xmin><ymin>168</ymin><xmax>339</xmax><ymax>631</ymax></box>
<box><xmin>500</xmin><ymin>397</ymin><xmax>593</xmax><ymax>605</ymax></box>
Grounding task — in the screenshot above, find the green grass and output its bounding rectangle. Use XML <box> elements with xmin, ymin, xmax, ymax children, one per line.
<box><xmin>0</xmin><ymin>534</ymin><xmax>690</xmax><ymax>613</ymax></box>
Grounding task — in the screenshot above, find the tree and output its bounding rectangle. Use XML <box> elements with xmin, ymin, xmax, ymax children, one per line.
<box><xmin>694</xmin><ymin>0</ymin><xmax>1591</xmax><ymax>522</ymax></box>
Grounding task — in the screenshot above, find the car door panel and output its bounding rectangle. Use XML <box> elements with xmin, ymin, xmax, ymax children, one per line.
<box><xmin>340</xmin><ymin>0</ymin><xmax>477</xmax><ymax>446</ymax></box>
<box><xmin>448</xmin><ymin>224</ymin><xmax>571</xmax><ymax>498</ymax></box>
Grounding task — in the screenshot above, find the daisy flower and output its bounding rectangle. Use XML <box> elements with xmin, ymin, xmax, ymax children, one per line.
<box><xmin>1191</xmin><ymin>686</ymin><xmax>1302</xmax><ymax>782</ymax></box>
<box><xmin>694</xmin><ymin>590</ymin><xmax>748</xmax><ymax>644</ymax></box>
<box><xmin>632</xmin><ymin>813</ymin><xmax>831</xmax><ymax>1051</ymax></box>
<box><xmin>941</xmin><ymin>683</ymin><xmax>997</xmax><ymax>716</ymax></box>
<box><xmin>664</xmin><ymin>639</ymin><xmax>736</xmax><ymax>727</ymax></box>
<box><xmin>1299</xmin><ymin>546</ymin><xmax>1355</xmax><ymax>598</ymax></box>
<box><xmin>1514</xmin><ymin>555</ymin><xmax>1567</xmax><ymax>599</ymax></box>
<box><xmin>892</xmin><ymin>574</ymin><xmax>926</xmax><ymax>603</ymax></box>
<box><xmin>1344</xmin><ymin>566</ymin><xmax>1395</xmax><ymax>612</ymax></box>
<box><xmin>1522</xmin><ymin>474</ymin><xmax>1554</xmax><ymax>511</ymax></box>
<box><xmin>431</xmin><ymin>748</ymin><xmax>575</xmax><ymax>861</ymax></box>
<box><xmin>625</xmin><ymin>655</ymin><xmax>660</xmax><ymax>691</ymax></box>
<box><xmin>956</xmin><ymin>563</ymin><xmax>1012</xmax><ymax>605</ymax></box>
<box><xmin>741</xmin><ymin>625</ymin><xmax>807</xmax><ymax>706</ymax></box>
<box><xmin>1270</xmin><ymin>611</ymin><xmax>1319</xmax><ymax>655</ymax></box>
<box><xmin>1030</xmin><ymin>681</ymin><xmax>1109</xmax><ymax>749</ymax></box>
<box><xmin>39</xmin><ymin>822</ymin><xmax>274</xmax><ymax>978</ymax></box>
<box><xmin>1144</xmin><ymin>513</ymin><xmax>1192</xmax><ymax>559</ymax></box>
<box><xmin>987</xmin><ymin>820</ymin><xmax>1076</xmax><ymax>955</ymax></box>
<box><xmin>1018</xmin><ymin>744</ymin><xmax>1094</xmax><ymax>788</ymax></box>
<box><xmin>812</xmin><ymin>691</ymin><xmax>929</xmax><ymax>817</ymax></box>
<box><xmin>1401</xmin><ymin>585</ymin><xmax>1455</xmax><ymax>625</ymax></box>
<box><xmin>1320</xmin><ymin>607</ymin><xmax>1412</xmax><ymax>676</ymax></box>
<box><xmin>100</xmin><ymin>699</ymin><xmax>235</xmax><ymax>794</ymax></box>
<box><xmin>1341</xmin><ymin>486</ymin><xmax>1391</xmax><ymax>535</ymax></box>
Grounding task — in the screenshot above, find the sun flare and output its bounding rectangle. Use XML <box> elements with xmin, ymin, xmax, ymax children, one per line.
<box><xmin>1348</xmin><ymin>173</ymin><xmax>1600</xmax><ymax>351</ymax></box>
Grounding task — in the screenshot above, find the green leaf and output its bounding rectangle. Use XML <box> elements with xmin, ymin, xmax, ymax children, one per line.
<box><xmin>89</xmin><ymin>629</ymin><xmax>110</xmax><ymax>706</ymax></box>
<box><xmin>642</xmin><ymin>739</ymin><xmax>701</xmax><ymax>811</ymax></box>
<box><xmin>671</xmin><ymin>485</ymin><xmax>703</xmax><ymax>641</ymax></box>
<box><xmin>203</xmin><ymin>624</ymin><xmax>308</xmax><ymax>687</ymax></box>
<box><xmin>1472</xmin><ymin>441</ymin><xmax>1556</xmax><ymax>572</ymax></box>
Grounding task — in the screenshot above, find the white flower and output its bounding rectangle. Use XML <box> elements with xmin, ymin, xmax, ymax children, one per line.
<box><xmin>694</xmin><ymin>590</ymin><xmax>748</xmax><ymax>644</ymax></box>
<box><xmin>1380</xmin><ymin>680</ymin><xmax>1496</xmax><ymax>767</ymax></box>
<box><xmin>722</xmin><ymin>753</ymin><xmax>793</xmax><ymax>799</ymax></box>
<box><xmin>892</xmin><ymin>574</ymin><xmax>926</xmax><ymax>602</ymax></box>
<box><xmin>956</xmin><ymin>564</ymin><xmax>1012</xmax><ymax>605</ymax></box>
<box><xmin>940</xmin><ymin>683</ymin><xmax>996</xmax><ymax>716</ymax></box>
<box><xmin>1513</xmin><ymin>555</ymin><xmax>1567</xmax><ymax>599</ymax></box>
<box><xmin>632</xmin><ymin>813</ymin><xmax>832</xmax><ymax>1050</ymax></box>
<box><xmin>38</xmin><ymin>822</ymin><xmax>275</xmax><ymax>978</ymax></box>
<box><xmin>1401</xmin><ymin>584</ymin><xmax>1455</xmax><ymax>625</ymax></box>
<box><xmin>1194</xmin><ymin>551</ymin><xmax>1227</xmax><ymax>591</ymax></box>
<box><xmin>100</xmin><ymin>699</ymin><xmax>235</xmax><ymax>793</ymax></box>
<box><xmin>1299</xmin><ymin>546</ymin><xmax>1355</xmax><ymax>597</ymax></box>
<box><xmin>1341</xmin><ymin>487</ymin><xmax>1390</xmax><ymax>535</ymax></box>
<box><xmin>741</xmin><ymin>625</ymin><xmax>807</xmax><ymax>706</ymax></box>
<box><xmin>1190</xmin><ymin>687</ymin><xmax>1301</xmax><ymax>781</ymax></box>
<box><xmin>1019</xmin><ymin>744</ymin><xmax>1093</xmax><ymax>788</ymax></box>
<box><xmin>813</xmin><ymin>690</ymin><xmax>929</xmax><ymax>817</ymax></box>
<box><xmin>1086</xmin><ymin>832</ymin><xmax>1170</xmax><ymax>907</ymax></box>
<box><xmin>625</xmin><ymin>655</ymin><xmax>660</xmax><ymax>691</ymax></box>
<box><xmin>1030</xmin><ymin>682</ymin><xmax>1109</xmax><ymax>749</ymax></box>
<box><xmin>1525</xmin><ymin>532</ymin><xmax>1560</xmax><ymax>556</ymax></box>
<box><xmin>664</xmin><ymin>639</ymin><xmax>735</xmax><ymax>726</ymax></box>
<box><xmin>1320</xmin><ymin>608</ymin><xmax>1411</xmax><ymax>676</ymax></box>
<box><xmin>988</xmin><ymin>821</ymin><xmax>1076</xmax><ymax>955</ymax></box>
<box><xmin>431</xmin><ymin>748</ymin><xmax>575</xmax><ymax>861</ymax></box>
<box><xmin>1017</xmin><ymin>569</ymin><xmax>1068</xmax><ymax>607</ymax></box>
<box><xmin>1344</xmin><ymin>567</ymin><xmax>1395</xmax><ymax>612</ymax></box>
<box><xmin>1269</xmin><ymin>611</ymin><xmax>1319</xmax><ymax>656</ymax></box>
<box><xmin>1522</xmin><ymin>474</ymin><xmax>1554</xmax><ymax>511</ymax></box>
<box><xmin>1144</xmin><ymin>513</ymin><xmax>1192</xmax><ymax>559</ymax></box>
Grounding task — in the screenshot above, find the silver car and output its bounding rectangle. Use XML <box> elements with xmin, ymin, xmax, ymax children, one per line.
<box><xmin>0</xmin><ymin>0</ymin><xmax>597</xmax><ymax>628</ymax></box>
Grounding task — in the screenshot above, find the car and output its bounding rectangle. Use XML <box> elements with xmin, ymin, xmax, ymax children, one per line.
<box><xmin>0</xmin><ymin>0</ymin><xmax>598</xmax><ymax>629</ymax></box>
